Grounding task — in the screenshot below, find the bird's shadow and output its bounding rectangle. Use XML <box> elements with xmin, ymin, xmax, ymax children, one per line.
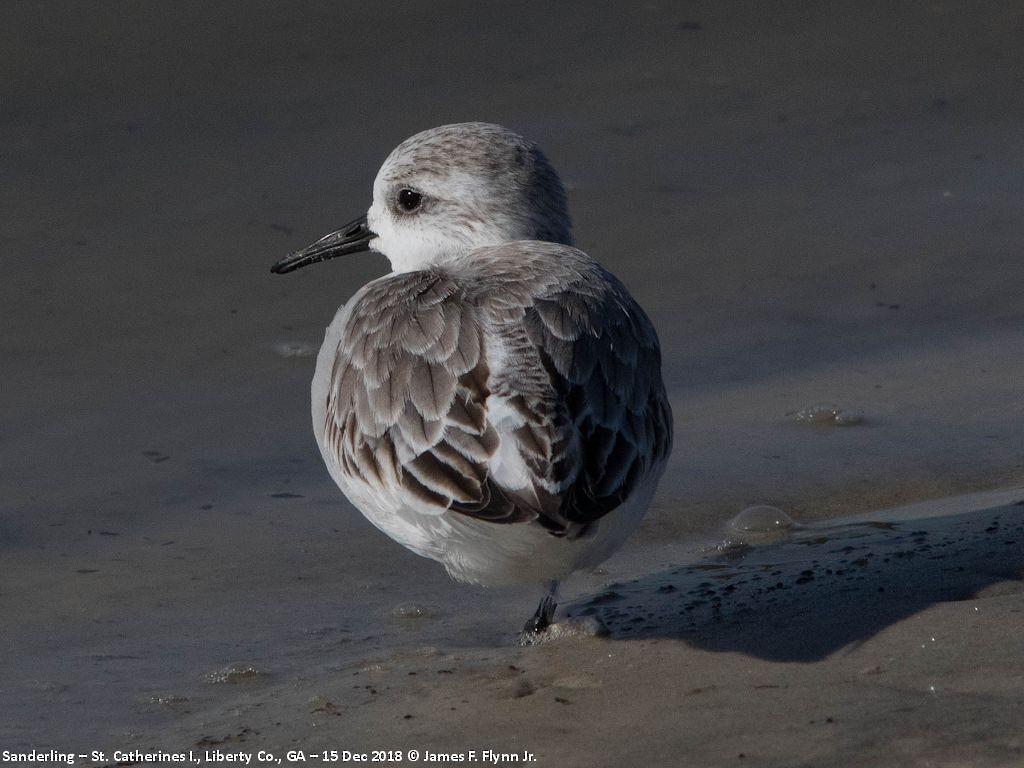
<box><xmin>565</xmin><ymin>501</ymin><xmax>1024</xmax><ymax>662</ymax></box>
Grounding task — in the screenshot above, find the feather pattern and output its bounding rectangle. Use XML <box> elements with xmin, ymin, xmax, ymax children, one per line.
<box><xmin>321</xmin><ymin>242</ymin><xmax>672</xmax><ymax>535</ymax></box>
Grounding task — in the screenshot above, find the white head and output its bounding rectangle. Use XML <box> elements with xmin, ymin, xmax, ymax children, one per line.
<box><xmin>271</xmin><ymin>123</ymin><xmax>573</xmax><ymax>276</ymax></box>
<box><xmin>367</xmin><ymin>123</ymin><xmax>573</xmax><ymax>271</ymax></box>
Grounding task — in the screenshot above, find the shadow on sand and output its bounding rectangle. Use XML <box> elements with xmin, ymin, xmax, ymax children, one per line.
<box><xmin>567</xmin><ymin>501</ymin><xmax>1024</xmax><ymax>662</ymax></box>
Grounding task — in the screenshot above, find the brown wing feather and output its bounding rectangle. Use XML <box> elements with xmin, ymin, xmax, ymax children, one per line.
<box><xmin>323</xmin><ymin>244</ymin><xmax>673</xmax><ymax>532</ymax></box>
<box><xmin>323</xmin><ymin>270</ymin><xmax>531</xmax><ymax>523</ymax></box>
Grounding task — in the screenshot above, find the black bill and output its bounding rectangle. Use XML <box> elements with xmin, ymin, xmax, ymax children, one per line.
<box><xmin>270</xmin><ymin>214</ymin><xmax>374</xmax><ymax>274</ymax></box>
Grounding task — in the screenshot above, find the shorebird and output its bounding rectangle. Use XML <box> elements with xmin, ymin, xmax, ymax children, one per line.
<box><xmin>272</xmin><ymin>122</ymin><xmax>672</xmax><ymax>638</ymax></box>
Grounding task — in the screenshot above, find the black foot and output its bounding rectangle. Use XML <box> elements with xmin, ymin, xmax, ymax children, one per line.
<box><xmin>522</xmin><ymin>594</ymin><xmax>557</xmax><ymax>635</ymax></box>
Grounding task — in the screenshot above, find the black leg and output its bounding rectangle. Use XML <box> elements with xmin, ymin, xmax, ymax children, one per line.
<box><xmin>521</xmin><ymin>581</ymin><xmax>559</xmax><ymax>634</ymax></box>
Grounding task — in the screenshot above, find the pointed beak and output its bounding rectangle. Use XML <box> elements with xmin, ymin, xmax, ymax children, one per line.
<box><xmin>270</xmin><ymin>214</ymin><xmax>375</xmax><ymax>274</ymax></box>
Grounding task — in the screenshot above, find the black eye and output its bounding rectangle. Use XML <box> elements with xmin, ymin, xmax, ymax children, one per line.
<box><xmin>397</xmin><ymin>188</ymin><xmax>422</xmax><ymax>212</ymax></box>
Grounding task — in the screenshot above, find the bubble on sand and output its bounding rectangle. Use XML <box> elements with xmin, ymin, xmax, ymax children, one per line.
<box><xmin>204</xmin><ymin>663</ymin><xmax>268</xmax><ymax>684</ymax></box>
<box><xmin>790</xmin><ymin>403</ymin><xmax>863</xmax><ymax>426</ymax></box>
<box><xmin>392</xmin><ymin>604</ymin><xmax>438</xmax><ymax>619</ymax></box>
<box><xmin>723</xmin><ymin>506</ymin><xmax>799</xmax><ymax>546</ymax></box>
<box><xmin>148</xmin><ymin>694</ymin><xmax>189</xmax><ymax>706</ymax></box>
<box><xmin>730</xmin><ymin>505</ymin><xmax>797</xmax><ymax>533</ymax></box>
<box><xmin>273</xmin><ymin>341</ymin><xmax>316</xmax><ymax>358</ymax></box>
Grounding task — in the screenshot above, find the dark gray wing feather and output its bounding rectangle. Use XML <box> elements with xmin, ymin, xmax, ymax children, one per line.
<box><xmin>468</xmin><ymin>243</ymin><xmax>673</xmax><ymax>531</ymax></box>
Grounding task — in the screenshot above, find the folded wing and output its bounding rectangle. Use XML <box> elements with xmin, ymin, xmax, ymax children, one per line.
<box><xmin>321</xmin><ymin>243</ymin><xmax>672</xmax><ymax>534</ymax></box>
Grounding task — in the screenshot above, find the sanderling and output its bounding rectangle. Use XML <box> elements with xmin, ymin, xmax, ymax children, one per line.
<box><xmin>272</xmin><ymin>122</ymin><xmax>672</xmax><ymax>637</ymax></box>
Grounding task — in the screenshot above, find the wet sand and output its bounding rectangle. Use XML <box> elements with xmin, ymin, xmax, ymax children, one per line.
<box><xmin>3</xmin><ymin>1</ymin><xmax>1024</xmax><ymax>765</ymax></box>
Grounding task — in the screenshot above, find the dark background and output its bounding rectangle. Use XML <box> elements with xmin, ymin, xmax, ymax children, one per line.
<box><xmin>2</xmin><ymin>1</ymin><xmax>1023</xmax><ymax>760</ymax></box>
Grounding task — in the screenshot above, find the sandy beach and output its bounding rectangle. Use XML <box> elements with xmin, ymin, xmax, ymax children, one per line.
<box><xmin>3</xmin><ymin>2</ymin><xmax>1023</xmax><ymax>766</ymax></box>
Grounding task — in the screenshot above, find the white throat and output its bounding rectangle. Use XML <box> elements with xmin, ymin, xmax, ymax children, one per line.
<box><xmin>367</xmin><ymin>200</ymin><xmax>525</xmax><ymax>274</ymax></box>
